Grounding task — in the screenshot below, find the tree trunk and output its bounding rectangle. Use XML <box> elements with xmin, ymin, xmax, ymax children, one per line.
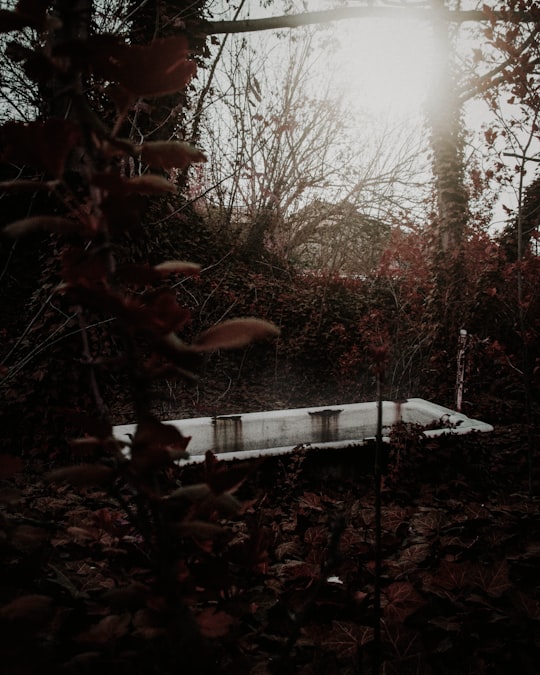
<box><xmin>424</xmin><ymin>0</ymin><xmax>470</xmax><ymax>349</ymax></box>
<box><xmin>427</xmin><ymin>0</ymin><xmax>469</xmax><ymax>257</ymax></box>
<box><xmin>243</xmin><ymin>206</ymin><xmax>276</xmax><ymax>259</ymax></box>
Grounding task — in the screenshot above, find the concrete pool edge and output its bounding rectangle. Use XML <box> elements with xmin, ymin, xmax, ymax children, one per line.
<box><xmin>113</xmin><ymin>398</ymin><xmax>494</xmax><ymax>465</ymax></box>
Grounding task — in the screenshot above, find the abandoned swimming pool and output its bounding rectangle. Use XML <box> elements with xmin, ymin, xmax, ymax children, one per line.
<box><xmin>113</xmin><ymin>398</ymin><xmax>493</xmax><ymax>464</ymax></box>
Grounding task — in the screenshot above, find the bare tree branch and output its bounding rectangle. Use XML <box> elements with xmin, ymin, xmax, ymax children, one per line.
<box><xmin>202</xmin><ymin>7</ymin><xmax>533</xmax><ymax>37</ymax></box>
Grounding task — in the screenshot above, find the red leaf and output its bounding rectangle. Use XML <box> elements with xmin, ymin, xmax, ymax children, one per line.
<box><xmin>381</xmin><ymin>506</ymin><xmax>409</xmax><ymax>535</ymax></box>
<box><xmin>76</xmin><ymin>613</ymin><xmax>131</xmax><ymax>647</ymax></box>
<box><xmin>132</xmin><ymin>608</ymin><xmax>166</xmax><ymax>640</ymax></box>
<box><xmin>396</xmin><ymin>543</ymin><xmax>431</xmax><ymax>573</ymax></box>
<box><xmin>382</xmin><ymin>623</ymin><xmax>424</xmax><ymax>663</ymax></box>
<box><xmin>382</xmin><ymin>581</ymin><xmax>426</xmax><ymax>623</ymax></box>
<box><xmin>141</xmin><ymin>288</ymin><xmax>192</xmax><ymax>334</ymax></box>
<box><xmin>3</xmin><ymin>216</ymin><xmax>81</xmax><ymax>238</ymax></box>
<box><xmin>0</xmin><ymin>179</ymin><xmax>58</xmax><ymax>193</ymax></box>
<box><xmin>0</xmin><ymin>119</ymin><xmax>80</xmax><ymax>177</ymax></box>
<box><xmin>91</xmin><ymin>173</ymin><xmax>177</xmax><ymax>195</ymax></box>
<box><xmin>154</xmin><ymin>260</ymin><xmax>201</xmax><ymax>277</ymax></box>
<box><xmin>115</xmin><ymin>263</ymin><xmax>196</xmax><ymax>288</ymax></box>
<box><xmin>66</xmin><ymin>526</ymin><xmax>99</xmax><ymax>542</ymax></box>
<box><xmin>229</xmin><ymin>523</ymin><xmax>272</xmax><ymax>571</ymax></box>
<box><xmin>0</xmin><ymin>594</ymin><xmax>53</xmax><ymax>623</ymax></box>
<box><xmin>133</xmin><ymin>415</ymin><xmax>189</xmax><ymax>449</ymax></box>
<box><xmin>66</xmin><ymin>286</ymin><xmax>191</xmax><ymax>336</ymax></box>
<box><xmin>510</xmin><ymin>590</ymin><xmax>540</xmax><ymax>619</ymax></box>
<box><xmin>138</xmin><ymin>141</ymin><xmax>207</xmax><ymax>169</ymax></box>
<box><xmin>194</xmin><ymin>318</ymin><xmax>280</xmax><ymax>351</ymax></box>
<box><xmin>321</xmin><ymin>621</ymin><xmax>374</xmax><ymax>659</ymax></box>
<box><xmin>338</xmin><ymin>527</ymin><xmax>369</xmax><ymax>554</ymax></box>
<box><xmin>196</xmin><ymin>608</ymin><xmax>234</xmax><ymax>638</ymax></box>
<box><xmin>124</xmin><ymin>174</ymin><xmax>178</xmax><ymax>194</ymax></box>
<box><xmin>104</xmin><ymin>84</ymin><xmax>136</xmax><ymax>116</ymax></box>
<box><xmin>99</xmin><ymin>137</ymin><xmax>134</xmax><ymax>158</ymax></box>
<box><xmin>458</xmin><ymin>502</ymin><xmax>492</xmax><ymax>522</ymax></box>
<box><xmin>131</xmin><ymin>416</ymin><xmax>191</xmax><ymax>468</ymax></box>
<box><xmin>130</xmin><ymin>446</ymin><xmax>174</xmax><ymax>475</ymax></box>
<box><xmin>87</xmin><ymin>36</ymin><xmax>196</xmax><ymax>96</ymax></box>
<box><xmin>428</xmin><ymin>616</ymin><xmax>461</xmax><ymax>632</ymax></box>
<box><xmin>424</xmin><ymin>560</ymin><xmax>475</xmax><ymax>594</ymax></box>
<box><xmin>204</xmin><ymin>451</ymin><xmax>262</xmax><ymax>494</ymax></box>
<box><xmin>276</xmin><ymin>560</ymin><xmax>317</xmax><ymax>580</ymax></box>
<box><xmin>408</xmin><ymin>507</ymin><xmax>447</xmax><ymax>538</ymax></box>
<box><xmin>45</xmin><ymin>464</ymin><xmax>115</xmax><ymax>487</ymax></box>
<box><xmin>62</xmin><ymin>247</ymin><xmax>111</xmax><ymax>285</ymax></box>
<box><xmin>304</xmin><ymin>525</ymin><xmax>327</xmax><ymax>546</ymax></box>
<box><xmin>474</xmin><ymin>560</ymin><xmax>512</xmax><ymax>598</ymax></box>
<box><xmin>166</xmin><ymin>483</ymin><xmax>212</xmax><ymax>502</ymax></box>
<box><xmin>210</xmin><ymin>492</ymin><xmax>242</xmax><ymax>516</ymax></box>
<box><xmin>102</xmin><ymin>583</ymin><xmax>149</xmax><ymax>611</ymax></box>
<box><xmin>155</xmin><ymin>333</ymin><xmax>199</xmax><ymax>366</ymax></box>
<box><xmin>275</xmin><ymin>540</ymin><xmax>302</xmax><ymax>560</ymax></box>
<box><xmin>298</xmin><ymin>491</ymin><xmax>324</xmax><ymax>511</ymax></box>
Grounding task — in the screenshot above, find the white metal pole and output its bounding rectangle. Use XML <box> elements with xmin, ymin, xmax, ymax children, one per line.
<box><xmin>455</xmin><ymin>329</ymin><xmax>467</xmax><ymax>411</ymax></box>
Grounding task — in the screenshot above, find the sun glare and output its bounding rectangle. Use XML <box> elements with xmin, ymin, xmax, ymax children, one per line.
<box><xmin>333</xmin><ymin>18</ymin><xmax>438</xmax><ymax>119</ymax></box>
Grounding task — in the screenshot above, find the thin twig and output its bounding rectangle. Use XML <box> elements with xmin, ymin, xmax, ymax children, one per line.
<box><xmin>1</xmin><ymin>285</ymin><xmax>65</xmax><ymax>366</ymax></box>
<box><xmin>0</xmin><ymin>317</ymin><xmax>115</xmax><ymax>387</ymax></box>
<box><xmin>373</xmin><ymin>372</ymin><xmax>383</xmax><ymax>675</ymax></box>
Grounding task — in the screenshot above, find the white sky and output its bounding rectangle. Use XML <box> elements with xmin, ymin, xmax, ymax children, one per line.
<box><xmin>235</xmin><ymin>0</ymin><xmax>440</xmax><ymax>121</ymax></box>
<box><xmin>214</xmin><ymin>0</ymin><xmax>539</xmax><ymax>231</ymax></box>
